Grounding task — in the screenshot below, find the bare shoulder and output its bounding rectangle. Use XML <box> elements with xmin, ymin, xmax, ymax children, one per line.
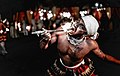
<box><xmin>86</xmin><ymin>38</ymin><xmax>99</xmax><ymax>50</ymax></box>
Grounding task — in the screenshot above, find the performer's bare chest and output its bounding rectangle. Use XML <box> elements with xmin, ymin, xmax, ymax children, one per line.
<box><xmin>57</xmin><ymin>38</ymin><xmax>88</xmax><ymax>58</ymax></box>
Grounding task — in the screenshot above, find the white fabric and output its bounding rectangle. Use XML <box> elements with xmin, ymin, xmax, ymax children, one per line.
<box><xmin>82</xmin><ymin>15</ymin><xmax>99</xmax><ymax>40</ymax></box>
<box><xmin>60</xmin><ymin>58</ymin><xmax>85</xmax><ymax>69</ymax></box>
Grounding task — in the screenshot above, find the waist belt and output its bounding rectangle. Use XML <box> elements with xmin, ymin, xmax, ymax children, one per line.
<box><xmin>47</xmin><ymin>58</ymin><xmax>96</xmax><ymax>76</ymax></box>
<box><xmin>60</xmin><ymin>58</ymin><xmax>85</xmax><ymax>69</ymax></box>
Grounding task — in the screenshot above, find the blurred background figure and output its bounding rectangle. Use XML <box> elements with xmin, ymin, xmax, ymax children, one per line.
<box><xmin>100</xmin><ymin>10</ymin><xmax>110</xmax><ymax>31</ymax></box>
<box><xmin>0</xmin><ymin>19</ymin><xmax>8</xmax><ymax>55</ymax></box>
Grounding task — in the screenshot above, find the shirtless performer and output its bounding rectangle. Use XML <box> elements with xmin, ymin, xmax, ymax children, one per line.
<box><xmin>39</xmin><ymin>15</ymin><xmax>120</xmax><ymax>76</ymax></box>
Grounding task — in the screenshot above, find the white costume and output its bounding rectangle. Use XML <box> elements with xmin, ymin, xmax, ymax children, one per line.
<box><xmin>82</xmin><ymin>15</ymin><xmax>99</xmax><ymax>40</ymax></box>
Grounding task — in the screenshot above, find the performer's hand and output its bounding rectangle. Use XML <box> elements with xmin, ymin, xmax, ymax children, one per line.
<box><xmin>40</xmin><ymin>28</ymin><xmax>51</xmax><ymax>41</ymax></box>
<box><xmin>42</xmin><ymin>32</ymin><xmax>51</xmax><ymax>41</ymax></box>
<box><xmin>39</xmin><ymin>28</ymin><xmax>51</xmax><ymax>49</ymax></box>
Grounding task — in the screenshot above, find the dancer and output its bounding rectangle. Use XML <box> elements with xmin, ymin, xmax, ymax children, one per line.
<box><xmin>39</xmin><ymin>15</ymin><xmax>120</xmax><ymax>76</ymax></box>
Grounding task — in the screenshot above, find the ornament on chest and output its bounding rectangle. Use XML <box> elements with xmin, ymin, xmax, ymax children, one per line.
<box><xmin>67</xmin><ymin>34</ymin><xmax>85</xmax><ymax>46</ymax></box>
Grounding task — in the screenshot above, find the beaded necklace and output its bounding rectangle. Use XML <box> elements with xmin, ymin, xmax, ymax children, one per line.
<box><xmin>67</xmin><ymin>34</ymin><xmax>86</xmax><ymax>46</ymax></box>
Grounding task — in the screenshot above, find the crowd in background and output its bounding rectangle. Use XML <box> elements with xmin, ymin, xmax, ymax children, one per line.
<box><xmin>0</xmin><ymin>4</ymin><xmax>120</xmax><ymax>39</ymax></box>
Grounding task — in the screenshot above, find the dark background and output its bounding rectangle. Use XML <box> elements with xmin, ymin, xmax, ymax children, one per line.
<box><xmin>0</xmin><ymin>0</ymin><xmax>120</xmax><ymax>20</ymax></box>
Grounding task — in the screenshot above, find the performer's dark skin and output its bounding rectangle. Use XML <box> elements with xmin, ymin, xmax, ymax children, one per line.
<box><xmin>40</xmin><ymin>17</ymin><xmax>120</xmax><ymax>68</ymax></box>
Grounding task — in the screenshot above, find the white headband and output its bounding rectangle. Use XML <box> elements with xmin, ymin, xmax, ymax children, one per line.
<box><xmin>82</xmin><ymin>15</ymin><xmax>99</xmax><ymax>39</ymax></box>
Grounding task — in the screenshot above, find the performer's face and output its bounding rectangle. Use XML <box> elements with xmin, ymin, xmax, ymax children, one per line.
<box><xmin>70</xmin><ymin>19</ymin><xmax>86</xmax><ymax>35</ymax></box>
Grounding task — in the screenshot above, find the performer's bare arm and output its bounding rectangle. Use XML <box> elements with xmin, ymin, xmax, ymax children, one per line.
<box><xmin>39</xmin><ymin>26</ymin><xmax>65</xmax><ymax>50</ymax></box>
<box><xmin>39</xmin><ymin>27</ymin><xmax>60</xmax><ymax>50</ymax></box>
<box><xmin>39</xmin><ymin>32</ymin><xmax>57</xmax><ymax>50</ymax></box>
<box><xmin>92</xmin><ymin>40</ymin><xmax>120</xmax><ymax>64</ymax></box>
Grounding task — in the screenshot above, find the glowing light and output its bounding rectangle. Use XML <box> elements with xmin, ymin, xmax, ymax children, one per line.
<box><xmin>43</xmin><ymin>10</ymin><xmax>46</xmax><ymax>12</ymax></box>
<box><xmin>53</xmin><ymin>14</ymin><xmax>56</xmax><ymax>17</ymax></box>
<box><xmin>30</xmin><ymin>11</ymin><xmax>33</xmax><ymax>14</ymax></box>
<box><xmin>26</xmin><ymin>26</ymin><xmax>31</xmax><ymax>31</ymax></box>
<box><xmin>41</xmin><ymin>9</ymin><xmax>44</xmax><ymax>12</ymax></box>
<box><xmin>6</xmin><ymin>28</ymin><xmax>9</xmax><ymax>31</ymax></box>
<box><xmin>18</xmin><ymin>22</ymin><xmax>21</xmax><ymax>31</ymax></box>
<box><xmin>53</xmin><ymin>23</ymin><xmax>56</xmax><ymax>28</ymax></box>
<box><xmin>3</xmin><ymin>19</ymin><xmax>7</xmax><ymax>23</ymax></box>
<box><xmin>80</xmin><ymin>11</ymin><xmax>88</xmax><ymax>16</ymax></box>
<box><xmin>0</xmin><ymin>30</ymin><xmax>3</xmax><ymax>33</ymax></box>
<box><xmin>62</xmin><ymin>12</ymin><xmax>71</xmax><ymax>18</ymax></box>
<box><xmin>47</xmin><ymin>13</ymin><xmax>53</xmax><ymax>19</ymax></box>
<box><xmin>95</xmin><ymin>3</ymin><xmax>99</xmax><ymax>7</ymax></box>
<box><xmin>6</xmin><ymin>21</ymin><xmax>9</xmax><ymax>25</ymax></box>
<box><xmin>48</xmin><ymin>11</ymin><xmax>52</xmax><ymax>13</ymax></box>
<box><xmin>100</xmin><ymin>4</ymin><xmax>103</xmax><ymax>7</ymax></box>
<box><xmin>39</xmin><ymin>12</ymin><xmax>44</xmax><ymax>17</ymax></box>
<box><xmin>60</xmin><ymin>13</ymin><xmax>63</xmax><ymax>16</ymax></box>
<box><xmin>47</xmin><ymin>10</ymin><xmax>53</xmax><ymax>19</ymax></box>
<box><xmin>43</xmin><ymin>18</ymin><xmax>46</xmax><ymax>20</ymax></box>
<box><xmin>40</xmin><ymin>17</ymin><xmax>44</xmax><ymax>20</ymax></box>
